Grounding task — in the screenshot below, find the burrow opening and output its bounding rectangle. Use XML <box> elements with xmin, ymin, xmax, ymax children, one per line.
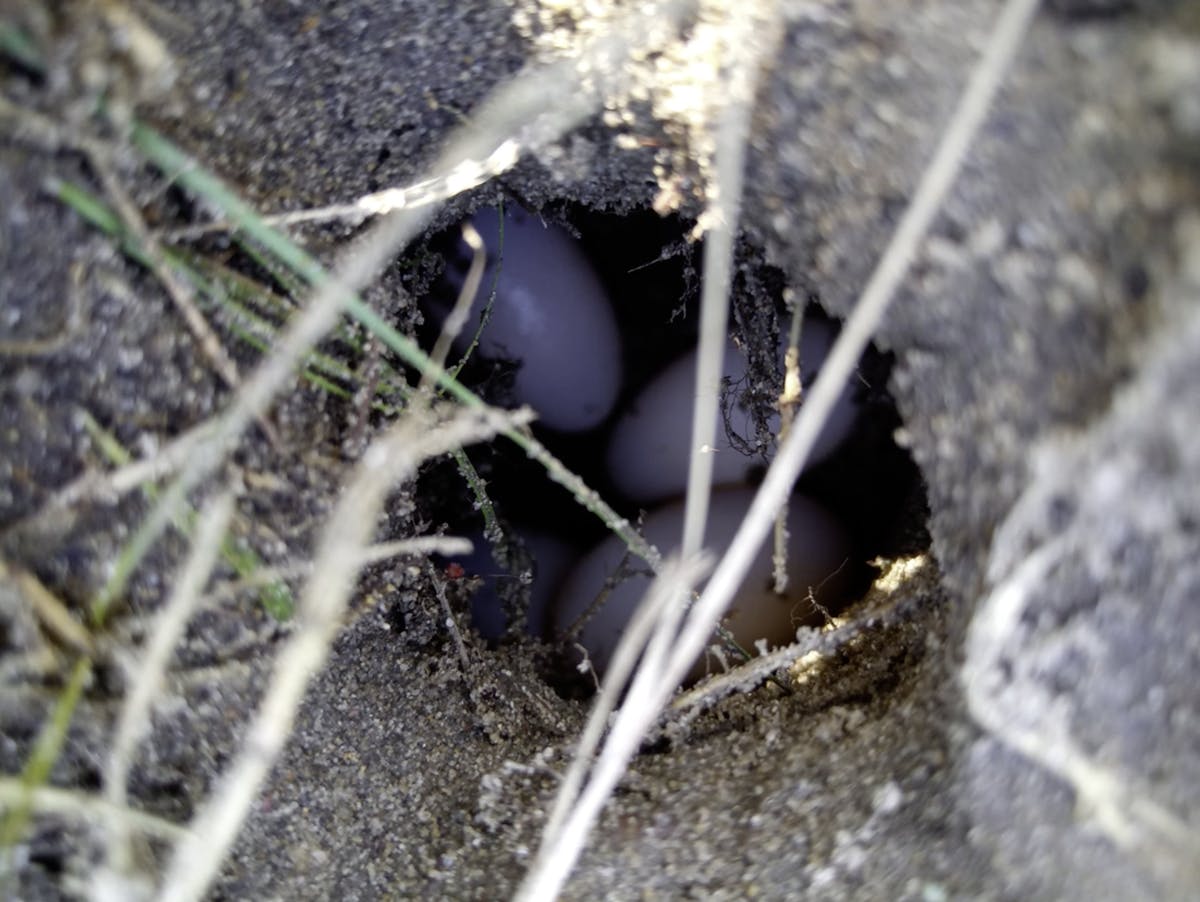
<box><xmin>409</xmin><ymin>198</ymin><xmax>929</xmax><ymax>693</ymax></box>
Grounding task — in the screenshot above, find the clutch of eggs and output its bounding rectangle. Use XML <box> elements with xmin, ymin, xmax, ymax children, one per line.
<box><xmin>606</xmin><ymin>322</ymin><xmax>857</xmax><ymax>504</ymax></box>
<box><xmin>431</xmin><ymin>205</ymin><xmax>858</xmax><ymax>681</ymax></box>
<box><xmin>553</xmin><ymin>487</ymin><xmax>849</xmax><ymax>684</ymax></box>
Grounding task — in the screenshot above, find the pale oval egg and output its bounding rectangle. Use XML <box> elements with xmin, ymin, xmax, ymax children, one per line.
<box><xmin>605</xmin><ymin>319</ymin><xmax>857</xmax><ymax>504</ymax></box>
<box><xmin>437</xmin><ymin>205</ymin><xmax>622</xmax><ymax>433</ymax></box>
<box><xmin>552</xmin><ymin>486</ymin><xmax>850</xmax><ymax>683</ymax></box>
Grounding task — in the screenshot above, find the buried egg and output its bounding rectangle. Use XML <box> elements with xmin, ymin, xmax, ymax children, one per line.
<box><xmin>435</xmin><ymin>205</ymin><xmax>622</xmax><ymax>432</ymax></box>
<box><xmin>449</xmin><ymin>530</ymin><xmax>576</xmax><ymax>640</ymax></box>
<box><xmin>606</xmin><ymin>319</ymin><xmax>857</xmax><ymax>504</ymax></box>
<box><xmin>552</xmin><ymin>486</ymin><xmax>850</xmax><ymax>683</ymax></box>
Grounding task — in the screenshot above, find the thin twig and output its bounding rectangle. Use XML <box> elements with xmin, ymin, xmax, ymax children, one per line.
<box><xmin>772</xmin><ymin>297</ymin><xmax>806</xmax><ymax>593</ymax></box>
<box><xmin>660</xmin><ymin>0</ymin><xmax>1044</xmax><ymax>698</ymax></box>
<box><xmin>519</xmin><ymin>0</ymin><xmax>1042</xmax><ymax>896</ymax></box>
<box><xmin>0</xmin><ymin>779</ymin><xmax>188</xmax><ymax>844</ymax></box>
<box><xmin>447</xmin><ymin>203</ymin><xmax>506</xmax><ymax>383</ymax></box>
<box><xmin>430</xmin><ymin>563</ymin><xmax>474</xmax><ymax>675</ymax></box>
<box><xmin>10</xmin><ymin>12</ymin><xmax>674</xmax><ymax>574</ymax></box>
<box><xmin>104</xmin><ymin>491</ymin><xmax>235</xmax><ymax>876</ymax></box>
<box><xmin>422</xmin><ymin>221</ymin><xmax>485</xmax><ymax>395</ymax></box>
<box><xmin>154</xmin><ymin>405</ymin><xmax>527</xmax><ymax>902</ymax></box>
<box><xmin>520</xmin><ymin>2</ymin><xmax>781</xmax><ymax>894</ymax></box>
<box><xmin>679</xmin><ymin>2</ymin><xmax>778</xmax><ymax>560</ymax></box>
<box><xmin>356</xmin><ymin>535</ymin><xmax>474</xmax><ymax>566</ymax></box>
<box><xmin>1</xmin><ymin>95</ymin><xmax>255</xmax><ymax>426</ymax></box>
<box><xmin>2</xmin><ymin>560</ymin><xmax>93</xmax><ymax>656</ymax></box>
<box><xmin>516</xmin><ymin>554</ymin><xmax>711</xmax><ymax>902</ymax></box>
<box><xmin>668</xmin><ymin>627</ymin><xmax>826</xmax><ymax>719</ymax></box>
<box><xmin>90</xmin><ymin>155</ymin><xmax>256</xmax><ymax>426</ymax></box>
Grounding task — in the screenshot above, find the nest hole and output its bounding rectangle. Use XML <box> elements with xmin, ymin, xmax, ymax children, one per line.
<box><xmin>409</xmin><ymin>197</ymin><xmax>929</xmax><ymax>695</ymax></box>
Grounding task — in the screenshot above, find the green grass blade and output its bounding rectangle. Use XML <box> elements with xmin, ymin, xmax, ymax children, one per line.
<box><xmin>81</xmin><ymin>413</ymin><xmax>295</xmax><ymax>620</ymax></box>
<box><xmin>0</xmin><ymin>657</ymin><xmax>92</xmax><ymax>856</ymax></box>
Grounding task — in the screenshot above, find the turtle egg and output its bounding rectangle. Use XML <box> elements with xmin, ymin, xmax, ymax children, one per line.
<box><xmin>434</xmin><ymin>205</ymin><xmax>622</xmax><ymax>433</ymax></box>
<box><xmin>552</xmin><ymin>486</ymin><xmax>850</xmax><ymax>683</ymax></box>
<box><xmin>605</xmin><ymin>318</ymin><xmax>857</xmax><ymax>504</ymax></box>
<box><xmin>447</xmin><ymin>529</ymin><xmax>576</xmax><ymax>640</ymax></box>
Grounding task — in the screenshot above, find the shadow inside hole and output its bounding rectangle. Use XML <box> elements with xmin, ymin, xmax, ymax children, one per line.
<box><xmin>409</xmin><ymin>199</ymin><xmax>930</xmax><ymax>695</ymax></box>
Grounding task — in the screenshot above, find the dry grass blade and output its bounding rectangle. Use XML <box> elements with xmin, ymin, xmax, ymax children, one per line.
<box><xmin>9</xmin><ymin>0</ymin><xmax>694</xmax><ymax>574</ymax></box>
<box><xmin>0</xmin><ymin>780</ymin><xmax>188</xmax><ymax>844</ymax></box>
<box><xmin>518</xmin><ymin>0</ymin><xmax>1042</xmax><ymax>897</ymax></box>
<box><xmin>680</xmin><ymin>1</ymin><xmax>780</xmax><ymax>559</ymax></box>
<box><xmin>772</xmin><ymin>298</ymin><xmax>807</xmax><ymax>593</ymax></box>
<box><xmin>515</xmin><ymin>553</ymin><xmax>711</xmax><ymax>902</ymax></box>
<box><xmin>421</xmin><ymin>221</ymin><xmax>486</xmax><ymax>395</ymax></box>
<box><xmin>154</xmin><ymin>404</ymin><xmax>530</xmax><ymax>902</ymax></box>
<box><xmin>103</xmin><ymin>491</ymin><xmax>235</xmax><ymax>877</ymax></box>
<box><xmin>659</xmin><ymin>0</ymin><xmax>1043</xmax><ymax>697</ymax></box>
<box><xmin>355</xmin><ymin>536</ymin><xmax>474</xmax><ymax>566</ymax></box>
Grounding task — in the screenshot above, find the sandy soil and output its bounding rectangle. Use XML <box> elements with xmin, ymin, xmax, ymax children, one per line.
<box><xmin>1</xmin><ymin>1</ymin><xmax>1198</xmax><ymax>899</ymax></box>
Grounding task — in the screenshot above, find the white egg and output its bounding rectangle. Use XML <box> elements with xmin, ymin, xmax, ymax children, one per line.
<box><xmin>606</xmin><ymin>319</ymin><xmax>857</xmax><ymax>504</ymax></box>
<box><xmin>552</xmin><ymin>487</ymin><xmax>850</xmax><ymax>683</ymax></box>
<box><xmin>436</xmin><ymin>205</ymin><xmax>622</xmax><ymax>432</ymax></box>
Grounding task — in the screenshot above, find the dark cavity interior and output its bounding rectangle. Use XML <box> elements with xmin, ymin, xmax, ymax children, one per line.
<box><xmin>413</xmin><ymin>200</ymin><xmax>929</xmax><ymax>660</ymax></box>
